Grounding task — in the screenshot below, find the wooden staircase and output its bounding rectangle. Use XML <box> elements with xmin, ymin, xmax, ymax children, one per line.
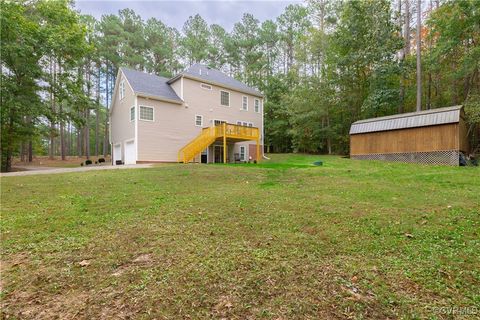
<box><xmin>178</xmin><ymin>123</ymin><xmax>260</xmax><ymax>163</ymax></box>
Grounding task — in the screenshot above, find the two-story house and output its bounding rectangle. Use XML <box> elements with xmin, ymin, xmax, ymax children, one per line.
<box><xmin>110</xmin><ymin>64</ymin><xmax>264</xmax><ymax>164</ymax></box>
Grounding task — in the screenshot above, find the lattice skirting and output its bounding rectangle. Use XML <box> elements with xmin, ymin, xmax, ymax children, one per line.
<box><xmin>352</xmin><ymin>150</ymin><xmax>459</xmax><ymax>166</ymax></box>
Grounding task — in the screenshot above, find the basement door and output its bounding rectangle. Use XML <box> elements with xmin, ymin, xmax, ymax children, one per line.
<box><xmin>124</xmin><ymin>140</ymin><xmax>136</xmax><ymax>165</ymax></box>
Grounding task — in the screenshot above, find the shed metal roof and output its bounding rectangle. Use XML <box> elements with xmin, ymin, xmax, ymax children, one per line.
<box><xmin>121</xmin><ymin>67</ymin><xmax>183</xmax><ymax>103</ymax></box>
<box><xmin>349</xmin><ymin>105</ymin><xmax>463</xmax><ymax>135</ymax></box>
<box><xmin>168</xmin><ymin>63</ymin><xmax>263</xmax><ymax>97</ymax></box>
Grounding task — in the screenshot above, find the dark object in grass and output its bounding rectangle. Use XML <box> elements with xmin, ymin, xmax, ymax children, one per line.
<box><xmin>115</xmin><ymin>160</ymin><xmax>124</xmax><ymax>165</ymax></box>
<box><xmin>470</xmin><ymin>159</ymin><xmax>478</xmax><ymax>166</ymax></box>
<box><xmin>95</xmin><ymin>161</ymin><xmax>98</xmax><ymax>164</ymax></box>
<box><xmin>98</xmin><ymin>158</ymin><xmax>105</xmax><ymax>163</ymax></box>
<box><xmin>80</xmin><ymin>162</ymin><xmax>84</xmax><ymax>166</ymax></box>
<box><xmin>313</xmin><ymin>161</ymin><xmax>323</xmax><ymax>166</ymax></box>
<box><xmin>85</xmin><ymin>160</ymin><xmax>93</xmax><ymax>165</ymax></box>
<box><xmin>253</xmin><ymin>160</ymin><xmax>257</xmax><ymax>164</ymax></box>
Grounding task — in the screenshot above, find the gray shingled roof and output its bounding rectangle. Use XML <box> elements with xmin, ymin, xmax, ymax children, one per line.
<box><xmin>169</xmin><ymin>63</ymin><xmax>263</xmax><ymax>97</ymax></box>
<box><xmin>350</xmin><ymin>105</ymin><xmax>463</xmax><ymax>135</ymax></box>
<box><xmin>121</xmin><ymin>67</ymin><xmax>182</xmax><ymax>102</ymax></box>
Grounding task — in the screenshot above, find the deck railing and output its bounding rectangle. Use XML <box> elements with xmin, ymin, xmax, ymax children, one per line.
<box><xmin>178</xmin><ymin>123</ymin><xmax>260</xmax><ymax>163</ymax></box>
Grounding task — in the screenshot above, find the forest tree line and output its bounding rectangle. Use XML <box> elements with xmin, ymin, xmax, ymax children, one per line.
<box><xmin>1</xmin><ymin>0</ymin><xmax>479</xmax><ymax>171</ymax></box>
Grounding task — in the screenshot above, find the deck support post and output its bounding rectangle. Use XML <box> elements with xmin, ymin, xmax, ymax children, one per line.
<box><xmin>223</xmin><ymin>122</ymin><xmax>227</xmax><ymax>164</ymax></box>
<box><xmin>256</xmin><ymin>137</ymin><xmax>260</xmax><ymax>162</ymax></box>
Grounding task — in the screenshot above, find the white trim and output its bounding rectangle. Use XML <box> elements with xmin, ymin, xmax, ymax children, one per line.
<box><xmin>212</xmin><ymin>119</ymin><xmax>227</xmax><ymax>126</ymax></box>
<box><xmin>261</xmin><ymin>97</ymin><xmax>264</xmax><ymax>150</ymax></box>
<box><xmin>180</xmin><ymin>76</ymin><xmax>184</xmax><ymax>100</ymax></box>
<box><xmin>254</xmin><ymin>98</ymin><xmax>260</xmax><ymax>113</ymax></box>
<box><xmin>200</xmin><ymin>83</ymin><xmax>212</xmax><ymax>90</ymax></box>
<box><xmin>239</xmin><ymin>145</ymin><xmax>246</xmax><ymax>161</ymax></box>
<box><xmin>110</xmin><ymin>69</ymin><xmax>136</xmax><ymax>115</ymax></box>
<box><xmin>236</xmin><ymin>120</ymin><xmax>253</xmax><ymax>127</ymax></box>
<box><xmin>119</xmin><ymin>80</ymin><xmax>125</xmax><ymax>100</ymax></box>
<box><xmin>195</xmin><ymin>114</ymin><xmax>203</xmax><ymax>127</ymax></box>
<box><xmin>124</xmin><ymin>138</ymin><xmax>136</xmax><ymax>165</ymax></box>
<box><xmin>139</xmin><ymin>105</ymin><xmax>154</xmax><ymax>122</ymax></box>
<box><xmin>113</xmin><ymin>143</ymin><xmax>122</xmax><ymax>165</ymax></box>
<box><xmin>136</xmin><ymin>93</ymin><xmax>182</xmax><ymax>105</ymax></box>
<box><xmin>241</xmin><ymin>95</ymin><xmax>248</xmax><ymax>111</ymax></box>
<box><xmin>130</xmin><ymin>106</ymin><xmax>135</xmax><ymax>122</ymax></box>
<box><xmin>220</xmin><ymin>90</ymin><xmax>230</xmax><ymax>107</ymax></box>
<box><xmin>134</xmin><ymin>95</ymin><xmax>138</xmax><ymax>162</ymax></box>
<box><xmin>169</xmin><ymin>74</ymin><xmax>264</xmax><ymax>98</ymax></box>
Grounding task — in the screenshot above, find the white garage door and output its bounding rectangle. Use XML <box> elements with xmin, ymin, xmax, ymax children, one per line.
<box><xmin>114</xmin><ymin>144</ymin><xmax>122</xmax><ymax>164</ymax></box>
<box><xmin>124</xmin><ymin>140</ymin><xmax>136</xmax><ymax>164</ymax></box>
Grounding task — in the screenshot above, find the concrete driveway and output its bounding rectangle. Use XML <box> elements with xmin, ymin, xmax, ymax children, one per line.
<box><xmin>1</xmin><ymin>164</ymin><xmax>154</xmax><ymax>177</ymax></box>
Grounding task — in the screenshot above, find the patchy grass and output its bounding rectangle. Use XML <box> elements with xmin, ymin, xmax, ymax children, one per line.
<box><xmin>1</xmin><ymin>154</ymin><xmax>479</xmax><ymax>319</ymax></box>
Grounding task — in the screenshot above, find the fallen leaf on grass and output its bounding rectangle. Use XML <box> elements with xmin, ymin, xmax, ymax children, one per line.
<box><xmin>78</xmin><ymin>260</ymin><xmax>90</xmax><ymax>267</ymax></box>
<box><xmin>133</xmin><ymin>254</ymin><xmax>152</xmax><ymax>263</ymax></box>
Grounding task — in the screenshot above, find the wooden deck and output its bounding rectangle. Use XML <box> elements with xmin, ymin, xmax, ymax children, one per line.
<box><xmin>178</xmin><ymin>123</ymin><xmax>260</xmax><ymax>163</ymax></box>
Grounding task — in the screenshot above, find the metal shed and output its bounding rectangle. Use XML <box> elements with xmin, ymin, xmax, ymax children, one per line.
<box><xmin>349</xmin><ymin>106</ymin><xmax>469</xmax><ymax>165</ymax></box>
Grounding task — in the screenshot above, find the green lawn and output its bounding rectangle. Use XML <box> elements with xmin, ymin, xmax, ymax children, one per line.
<box><xmin>1</xmin><ymin>154</ymin><xmax>479</xmax><ymax>319</ymax></box>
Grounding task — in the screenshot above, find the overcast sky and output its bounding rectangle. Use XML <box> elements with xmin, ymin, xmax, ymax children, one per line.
<box><xmin>75</xmin><ymin>0</ymin><xmax>303</xmax><ymax>31</ymax></box>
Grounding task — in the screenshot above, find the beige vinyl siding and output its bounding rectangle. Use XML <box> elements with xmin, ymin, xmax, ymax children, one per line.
<box><xmin>110</xmin><ymin>72</ymin><xmax>136</xmax><ymax>161</ymax></box>
<box><xmin>170</xmin><ymin>78</ymin><xmax>183</xmax><ymax>100</ymax></box>
<box><xmin>182</xmin><ymin>78</ymin><xmax>262</xmax><ymax>127</ymax></box>
<box><xmin>136</xmin><ymin>77</ymin><xmax>263</xmax><ymax>162</ymax></box>
<box><xmin>182</xmin><ymin>78</ymin><xmax>262</xmax><ymax>162</ymax></box>
<box><xmin>136</xmin><ymin>97</ymin><xmax>196</xmax><ymax>162</ymax></box>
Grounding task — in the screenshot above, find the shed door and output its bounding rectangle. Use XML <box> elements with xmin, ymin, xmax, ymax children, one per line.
<box><xmin>124</xmin><ymin>141</ymin><xmax>136</xmax><ymax>165</ymax></box>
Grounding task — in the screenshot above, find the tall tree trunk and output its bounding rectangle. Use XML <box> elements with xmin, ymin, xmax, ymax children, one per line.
<box><xmin>28</xmin><ymin>139</ymin><xmax>33</xmax><ymax>162</ymax></box>
<box><xmin>77</xmin><ymin>116</ymin><xmax>82</xmax><ymax>157</ymax></box>
<box><xmin>399</xmin><ymin>0</ymin><xmax>407</xmax><ymax>113</ymax></box>
<box><xmin>416</xmin><ymin>0</ymin><xmax>422</xmax><ymax>112</ymax></box>
<box><xmin>85</xmin><ymin>62</ymin><xmax>91</xmax><ymax>160</ymax></box>
<box><xmin>58</xmin><ymin>62</ymin><xmax>66</xmax><ymax>161</ymax></box>
<box><xmin>60</xmin><ymin>107</ymin><xmax>66</xmax><ymax>160</ymax></box>
<box><xmin>426</xmin><ymin>0</ymin><xmax>433</xmax><ymax>110</ymax></box>
<box><xmin>103</xmin><ymin>62</ymin><xmax>110</xmax><ymax>157</ymax></box>
<box><xmin>70</xmin><ymin>122</ymin><xmax>74</xmax><ymax>156</ymax></box>
<box><xmin>404</xmin><ymin>0</ymin><xmax>411</xmax><ymax>56</ymax></box>
<box><xmin>84</xmin><ymin>109</ymin><xmax>90</xmax><ymax>159</ymax></box>
<box><xmin>20</xmin><ymin>141</ymin><xmax>26</xmax><ymax>162</ymax></box>
<box><xmin>95</xmin><ymin>62</ymin><xmax>100</xmax><ymax>156</ymax></box>
<box><xmin>49</xmin><ymin>59</ymin><xmax>56</xmax><ymax>159</ymax></box>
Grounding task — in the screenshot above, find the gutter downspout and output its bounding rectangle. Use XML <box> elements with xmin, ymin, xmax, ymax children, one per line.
<box><xmin>261</xmin><ymin>97</ymin><xmax>270</xmax><ymax>160</ymax></box>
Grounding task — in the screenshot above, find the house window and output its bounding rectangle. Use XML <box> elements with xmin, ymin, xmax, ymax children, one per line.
<box><xmin>130</xmin><ymin>106</ymin><xmax>135</xmax><ymax>121</ymax></box>
<box><xmin>242</xmin><ymin>96</ymin><xmax>248</xmax><ymax>111</ymax></box>
<box><xmin>239</xmin><ymin>146</ymin><xmax>246</xmax><ymax>161</ymax></box>
<box><xmin>214</xmin><ymin>119</ymin><xmax>226</xmax><ymax>126</ymax></box>
<box><xmin>254</xmin><ymin>99</ymin><xmax>260</xmax><ymax>113</ymax></box>
<box><xmin>236</xmin><ymin>121</ymin><xmax>242</xmax><ymax>125</ymax></box>
<box><xmin>200</xmin><ymin>83</ymin><xmax>212</xmax><ymax>90</ymax></box>
<box><xmin>248</xmin><ymin>123</ymin><xmax>253</xmax><ymax>127</ymax></box>
<box><xmin>195</xmin><ymin>115</ymin><xmax>203</xmax><ymax>126</ymax></box>
<box><xmin>120</xmin><ymin>80</ymin><xmax>125</xmax><ymax>100</ymax></box>
<box><xmin>139</xmin><ymin>106</ymin><xmax>154</xmax><ymax>121</ymax></box>
<box><xmin>242</xmin><ymin>121</ymin><xmax>248</xmax><ymax>127</ymax></box>
<box><xmin>220</xmin><ymin>91</ymin><xmax>230</xmax><ymax>106</ymax></box>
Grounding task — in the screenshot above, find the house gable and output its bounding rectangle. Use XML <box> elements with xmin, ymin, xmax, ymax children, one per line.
<box><xmin>168</xmin><ymin>64</ymin><xmax>263</xmax><ymax>98</ymax></box>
